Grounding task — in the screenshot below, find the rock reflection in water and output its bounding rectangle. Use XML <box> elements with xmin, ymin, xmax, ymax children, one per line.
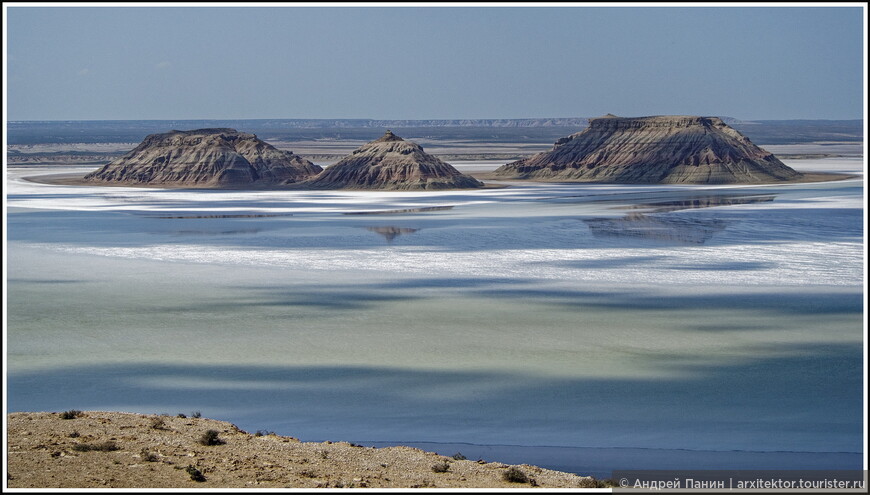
<box><xmin>365</xmin><ymin>226</ymin><xmax>421</xmax><ymax>242</ymax></box>
<box><xmin>171</xmin><ymin>229</ymin><xmax>263</xmax><ymax>236</ymax></box>
<box><xmin>344</xmin><ymin>205</ymin><xmax>454</xmax><ymax>215</ymax></box>
<box><xmin>152</xmin><ymin>213</ymin><xmax>293</xmax><ymax>219</ymax></box>
<box><xmin>624</xmin><ymin>194</ymin><xmax>776</xmax><ymax>213</ymax></box>
<box><xmin>584</xmin><ymin>213</ymin><xmax>728</xmax><ymax>245</ymax></box>
<box><xmin>584</xmin><ymin>194</ymin><xmax>775</xmax><ymax>245</ymax></box>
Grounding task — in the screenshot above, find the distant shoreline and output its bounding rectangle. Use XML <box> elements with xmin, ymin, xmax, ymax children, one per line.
<box><xmin>22</xmin><ymin>170</ymin><xmax>859</xmax><ymax>190</ymax></box>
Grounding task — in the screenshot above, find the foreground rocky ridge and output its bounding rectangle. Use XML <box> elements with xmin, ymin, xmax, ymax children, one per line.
<box><xmin>83</xmin><ymin>128</ymin><xmax>322</xmax><ymax>187</ymax></box>
<box><xmin>304</xmin><ymin>131</ymin><xmax>484</xmax><ymax>190</ymax></box>
<box><xmin>6</xmin><ymin>411</ymin><xmax>604</xmax><ymax>489</ymax></box>
<box><xmin>491</xmin><ymin>115</ymin><xmax>803</xmax><ymax>184</ymax></box>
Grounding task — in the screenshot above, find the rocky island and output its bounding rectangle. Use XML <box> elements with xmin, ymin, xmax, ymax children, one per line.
<box><xmin>83</xmin><ymin>128</ymin><xmax>322</xmax><ymax>187</ymax></box>
<box><xmin>304</xmin><ymin>130</ymin><xmax>484</xmax><ymax>190</ymax></box>
<box><xmin>490</xmin><ymin>115</ymin><xmax>803</xmax><ymax>184</ymax></box>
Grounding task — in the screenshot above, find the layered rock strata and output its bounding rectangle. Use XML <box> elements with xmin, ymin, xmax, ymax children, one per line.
<box><xmin>491</xmin><ymin>115</ymin><xmax>801</xmax><ymax>184</ymax></box>
<box><xmin>83</xmin><ymin>128</ymin><xmax>322</xmax><ymax>187</ymax></box>
<box><xmin>304</xmin><ymin>131</ymin><xmax>483</xmax><ymax>190</ymax></box>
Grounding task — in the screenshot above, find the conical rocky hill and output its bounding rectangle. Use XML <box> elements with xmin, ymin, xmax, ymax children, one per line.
<box><xmin>491</xmin><ymin>115</ymin><xmax>801</xmax><ymax>184</ymax></box>
<box><xmin>304</xmin><ymin>131</ymin><xmax>483</xmax><ymax>190</ymax></box>
<box><xmin>83</xmin><ymin>128</ymin><xmax>322</xmax><ymax>187</ymax></box>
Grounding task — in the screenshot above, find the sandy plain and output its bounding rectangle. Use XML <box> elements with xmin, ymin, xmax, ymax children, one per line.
<box><xmin>6</xmin><ymin>411</ymin><xmax>605</xmax><ymax>489</ymax></box>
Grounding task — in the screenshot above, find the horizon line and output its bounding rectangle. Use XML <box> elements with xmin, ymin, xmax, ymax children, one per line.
<box><xmin>6</xmin><ymin>116</ymin><xmax>865</xmax><ymax>123</ymax></box>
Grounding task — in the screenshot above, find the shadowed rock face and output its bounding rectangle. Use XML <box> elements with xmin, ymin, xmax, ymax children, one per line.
<box><xmin>492</xmin><ymin>115</ymin><xmax>802</xmax><ymax>184</ymax></box>
<box><xmin>83</xmin><ymin>128</ymin><xmax>322</xmax><ymax>187</ymax></box>
<box><xmin>304</xmin><ymin>131</ymin><xmax>484</xmax><ymax>190</ymax></box>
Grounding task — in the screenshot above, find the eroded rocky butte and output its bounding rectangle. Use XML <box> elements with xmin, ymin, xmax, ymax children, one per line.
<box><xmin>83</xmin><ymin>128</ymin><xmax>322</xmax><ymax>187</ymax></box>
<box><xmin>304</xmin><ymin>131</ymin><xmax>484</xmax><ymax>190</ymax></box>
<box><xmin>491</xmin><ymin>115</ymin><xmax>802</xmax><ymax>184</ymax></box>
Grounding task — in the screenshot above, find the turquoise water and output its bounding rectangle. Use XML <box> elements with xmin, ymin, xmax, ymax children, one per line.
<box><xmin>4</xmin><ymin>160</ymin><xmax>865</xmax><ymax>475</ymax></box>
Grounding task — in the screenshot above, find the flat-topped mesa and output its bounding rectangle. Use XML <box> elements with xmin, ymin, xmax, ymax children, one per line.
<box><xmin>304</xmin><ymin>131</ymin><xmax>484</xmax><ymax>190</ymax></box>
<box><xmin>83</xmin><ymin>128</ymin><xmax>322</xmax><ymax>187</ymax></box>
<box><xmin>492</xmin><ymin>115</ymin><xmax>802</xmax><ymax>184</ymax></box>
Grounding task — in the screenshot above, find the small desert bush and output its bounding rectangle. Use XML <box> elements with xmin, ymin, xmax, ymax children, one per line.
<box><xmin>254</xmin><ymin>430</ymin><xmax>275</xmax><ymax>437</ymax></box>
<box><xmin>596</xmin><ymin>478</ymin><xmax>621</xmax><ymax>488</ymax></box>
<box><xmin>72</xmin><ymin>441</ymin><xmax>119</xmax><ymax>452</ymax></box>
<box><xmin>502</xmin><ymin>466</ymin><xmax>529</xmax><ymax>483</ymax></box>
<box><xmin>191</xmin><ymin>411</ymin><xmax>202</xmax><ymax>418</ymax></box>
<box><xmin>59</xmin><ymin>410</ymin><xmax>82</xmax><ymax>420</ymax></box>
<box><xmin>431</xmin><ymin>461</ymin><xmax>450</xmax><ymax>473</ymax></box>
<box><xmin>576</xmin><ymin>477</ymin><xmax>598</xmax><ymax>488</ymax></box>
<box><xmin>451</xmin><ymin>452</ymin><xmax>467</xmax><ymax>460</ymax></box>
<box><xmin>185</xmin><ymin>465</ymin><xmax>206</xmax><ymax>482</ymax></box>
<box><xmin>68</xmin><ymin>431</ymin><xmax>80</xmax><ymax>438</ymax></box>
<box><xmin>140</xmin><ymin>448</ymin><xmax>159</xmax><ymax>462</ymax></box>
<box><xmin>150</xmin><ymin>417</ymin><xmax>167</xmax><ymax>430</ymax></box>
<box><xmin>574</xmin><ymin>477</ymin><xmax>617</xmax><ymax>488</ymax></box>
<box><xmin>198</xmin><ymin>429</ymin><xmax>225</xmax><ymax>446</ymax></box>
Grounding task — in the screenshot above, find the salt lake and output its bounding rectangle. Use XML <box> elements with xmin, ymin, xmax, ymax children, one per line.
<box><xmin>4</xmin><ymin>157</ymin><xmax>865</xmax><ymax>477</ymax></box>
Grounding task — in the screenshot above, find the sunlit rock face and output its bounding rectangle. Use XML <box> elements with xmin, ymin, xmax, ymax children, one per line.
<box><xmin>305</xmin><ymin>131</ymin><xmax>484</xmax><ymax>190</ymax></box>
<box><xmin>84</xmin><ymin>128</ymin><xmax>322</xmax><ymax>187</ymax></box>
<box><xmin>492</xmin><ymin>115</ymin><xmax>802</xmax><ymax>184</ymax></box>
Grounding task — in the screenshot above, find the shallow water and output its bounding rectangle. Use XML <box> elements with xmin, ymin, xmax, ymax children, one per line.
<box><xmin>4</xmin><ymin>160</ymin><xmax>865</xmax><ymax>476</ymax></box>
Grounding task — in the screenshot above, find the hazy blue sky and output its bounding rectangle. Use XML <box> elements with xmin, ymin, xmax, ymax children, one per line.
<box><xmin>4</xmin><ymin>5</ymin><xmax>865</xmax><ymax>120</ymax></box>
